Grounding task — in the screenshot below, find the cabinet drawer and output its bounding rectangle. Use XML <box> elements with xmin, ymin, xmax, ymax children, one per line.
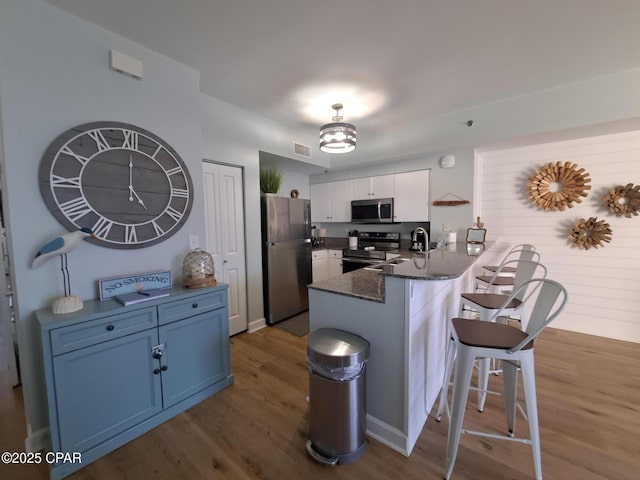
<box><xmin>157</xmin><ymin>291</ymin><xmax>226</xmax><ymax>325</ymax></box>
<box><xmin>312</xmin><ymin>250</ymin><xmax>327</xmax><ymax>261</ymax></box>
<box><xmin>329</xmin><ymin>249</ymin><xmax>343</xmax><ymax>259</ymax></box>
<box><xmin>50</xmin><ymin>307</ymin><xmax>157</xmax><ymax>356</ymax></box>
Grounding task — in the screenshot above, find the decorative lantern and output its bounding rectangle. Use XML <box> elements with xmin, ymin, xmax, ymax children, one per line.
<box><xmin>182</xmin><ymin>249</ymin><xmax>216</xmax><ymax>288</ymax></box>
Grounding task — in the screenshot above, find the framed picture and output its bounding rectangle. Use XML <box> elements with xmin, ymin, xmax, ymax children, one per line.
<box><xmin>466</xmin><ymin>228</ymin><xmax>486</xmax><ymax>244</ymax></box>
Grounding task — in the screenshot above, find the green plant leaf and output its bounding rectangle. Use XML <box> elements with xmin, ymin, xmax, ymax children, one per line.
<box><xmin>260</xmin><ymin>166</ymin><xmax>282</xmax><ymax>194</ymax></box>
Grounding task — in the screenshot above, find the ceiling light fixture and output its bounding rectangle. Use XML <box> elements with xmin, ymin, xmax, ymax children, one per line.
<box><xmin>319</xmin><ymin>103</ymin><xmax>356</xmax><ymax>154</ymax></box>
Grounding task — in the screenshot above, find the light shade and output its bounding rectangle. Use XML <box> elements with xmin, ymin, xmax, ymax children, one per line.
<box><xmin>319</xmin><ymin>122</ymin><xmax>357</xmax><ymax>153</ymax></box>
<box><xmin>319</xmin><ymin>103</ymin><xmax>356</xmax><ymax>153</ymax></box>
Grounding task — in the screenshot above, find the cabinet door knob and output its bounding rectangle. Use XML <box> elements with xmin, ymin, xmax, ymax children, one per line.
<box><xmin>192</xmin><ymin>303</ymin><xmax>198</xmax><ymax>308</ymax></box>
<box><xmin>106</xmin><ymin>325</ymin><xmax>115</xmax><ymax>331</ymax></box>
<box><xmin>161</xmin><ymin>365</ymin><xmax>168</xmax><ymax>371</ymax></box>
<box><xmin>153</xmin><ymin>368</ymin><xmax>161</xmax><ymax>375</ymax></box>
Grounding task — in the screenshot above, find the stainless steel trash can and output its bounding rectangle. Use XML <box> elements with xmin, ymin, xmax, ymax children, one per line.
<box><xmin>305</xmin><ymin>328</ymin><xmax>370</xmax><ymax>465</ymax></box>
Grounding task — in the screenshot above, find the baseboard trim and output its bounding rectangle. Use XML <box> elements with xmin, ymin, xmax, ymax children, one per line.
<box><xmin>25</xmin><ymin>427</ymin><xmax>48</xmax><ymax>453</ymax></box>
<box><xmin>365</xmin><ymin>414</ymin><xmax>409</xmax><ymax>457</ymax></box>
<box><xmin>248</xmin><ymin>317</ymin><xmax>266</xmax><ymax>333</ymax></box>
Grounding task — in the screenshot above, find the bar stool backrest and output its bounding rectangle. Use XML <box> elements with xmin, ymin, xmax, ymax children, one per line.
<box><xmin>498</xmin><ymin>246</ymin><xmax>540</xmax><ymax>268</ymax></box>
<box><xmin>485</xmin><ymin>259</ymin><xmax>547</xmax><ymax>302</ymax></box>
<box><xmin>489</xmin><ymin>278</ymin><xmax>568</xmax><ymax>353</ymax></box>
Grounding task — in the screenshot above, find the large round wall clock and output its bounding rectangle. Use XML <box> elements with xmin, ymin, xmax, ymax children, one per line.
<box><xmin>39</xmin><ymin>121</ymin><xmax>193</xmax><ymax>249</ymax></box>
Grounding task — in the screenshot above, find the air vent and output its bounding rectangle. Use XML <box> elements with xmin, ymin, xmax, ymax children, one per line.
<box><xmin>293</xmin><ymin>142</ymin><xmax>311</xmax><ymax>158</ymax></box>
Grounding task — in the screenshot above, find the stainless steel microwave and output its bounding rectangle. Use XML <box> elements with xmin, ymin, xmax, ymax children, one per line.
<box><xmin>351</xmin><ymin>198</ymin><xmax>394</xmax><ymax>223</ymax></box>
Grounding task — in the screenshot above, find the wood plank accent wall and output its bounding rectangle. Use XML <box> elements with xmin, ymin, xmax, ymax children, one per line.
<box><xmin>477</xmin><ymin>131</ymin><xmax>640</xmax><ymax>343</ymax></box>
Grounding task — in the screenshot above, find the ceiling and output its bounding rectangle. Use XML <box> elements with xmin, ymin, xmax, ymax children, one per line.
<box><xmin>43</xmin><ymin>0</ymin><xmax>640</xmax><ymax>168</ymax></box>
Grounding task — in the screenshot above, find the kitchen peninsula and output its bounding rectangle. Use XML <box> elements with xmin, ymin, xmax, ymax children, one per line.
<box><xmin>308</xmin><ymin>241</ymin><xmax>505</xmax><ymax>456</ymax></box>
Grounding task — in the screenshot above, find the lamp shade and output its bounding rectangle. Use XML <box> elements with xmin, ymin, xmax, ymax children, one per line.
<box><xmin>319</xmin><ymin>122</ymin><xmax>357</xmax><ymax>153</ymax></box>
<box><xmin>319</xmin><ymin>104</ymin><xmax>356</xmax><ymax>153</ymax></box>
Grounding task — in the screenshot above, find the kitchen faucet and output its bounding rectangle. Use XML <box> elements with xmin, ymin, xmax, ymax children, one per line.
<box><xmin>412</xmin><ymin>226</ymin><xmax>429</xmax><ymax>252</ymax></box>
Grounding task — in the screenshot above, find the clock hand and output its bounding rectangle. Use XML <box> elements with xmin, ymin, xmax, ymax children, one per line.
<box><xmin>129</xmin><ymin>186</ymin><xmax>148</xmax><ymax>210</ymax></box>
<box><xmin>128</xmin><ymin>155</ymin><xmax>134</xmax><ymax>202</ymax></box>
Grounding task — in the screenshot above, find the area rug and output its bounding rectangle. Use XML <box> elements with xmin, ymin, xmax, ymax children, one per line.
<box><xmin>273</xmin><ymin>311</ymin><xmax>310</xmax><ymax>337</ymax></box>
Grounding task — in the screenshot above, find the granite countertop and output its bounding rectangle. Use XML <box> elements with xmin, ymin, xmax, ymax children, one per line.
<box><xmin>307</xmin><ymin>268</ymin><xmax>386</xmax><ymax>303</ymax></box>
<box><xmin>308</xmin><ymin>242</ymin><xmax>490</xmax><ymax>302</ymax></box>
<box><xmin>379</xmin><ymin>242</ymin><xmax>489</xmax><ymax>280</ymax></box>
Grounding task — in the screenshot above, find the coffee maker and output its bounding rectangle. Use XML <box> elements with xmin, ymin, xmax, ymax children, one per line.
<box><xmin>311</xmin><ymin>225</ymin><xmax>320</xmax><ymax>247</ymax></box>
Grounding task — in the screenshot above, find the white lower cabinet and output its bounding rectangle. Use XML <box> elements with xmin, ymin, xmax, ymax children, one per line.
<box><xmin>312</xmin><ymin>249</ymin><xmax>343</xmax><ymax>281</ymax></box>
<box><xmin>312</xmin><ymin>250</ymin><xmax>329</xmax><ymax>282</ymax></box>
<box><xmin>328</xmin><ymin>250</ymin><xmax>343</xmax><ymax>277</ymax></box>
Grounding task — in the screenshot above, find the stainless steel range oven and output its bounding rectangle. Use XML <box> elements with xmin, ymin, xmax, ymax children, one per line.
<box><xmin>342</xmin><ymin>232</ymin><xmax>401</xmax><ymax>273</ymax></box>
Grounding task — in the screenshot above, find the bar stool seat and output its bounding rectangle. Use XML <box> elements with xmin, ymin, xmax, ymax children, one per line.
<box><xmin>453</xmin><ymin>317</ymin><xmax>533</xmax><ymax>350</ymax></box>
<box><xmin>460</xmin><ymin>293</ymin><xmax>522</xmax><ymax>311</ymax></box>
<box><xmin>442</xmin><ymin>278</ymin><xmax>568</xmax><ymax>480</ymax></box>
<box><xmin>483</xmin><ymin>264</ymin><xmax>517</xmax><ymax>274</ymax></box>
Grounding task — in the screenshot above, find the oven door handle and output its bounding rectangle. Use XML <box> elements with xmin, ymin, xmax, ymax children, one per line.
<box><xmin>343</xmin><ymin>257</ymin><xmax>385</xmax><ymax>264</ymax></box>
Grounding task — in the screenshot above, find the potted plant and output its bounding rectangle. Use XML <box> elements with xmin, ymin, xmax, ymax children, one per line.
<box><xmin>260</xmin><ymin>166</ymin><xmax>282</xmax><ymax>194</ymax></box>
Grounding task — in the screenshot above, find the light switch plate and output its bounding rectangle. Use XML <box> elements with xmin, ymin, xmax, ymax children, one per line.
<box><xmin>189</xmin><ymin>235</ymin><xmax>199</xmax><ymax>249</ymax></box>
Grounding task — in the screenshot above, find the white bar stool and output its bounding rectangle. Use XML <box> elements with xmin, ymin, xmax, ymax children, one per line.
<box><xmin>443</xmin><ymin>278</ymin><xmax>567</xmax><ymax>480</ymax></box>
<box><xmin>449</xmin><ymin>259</ymin><xmax>547</xmax><ymax>412</ymax></box>
<box><xmin>476</xmin><ymin>248</ymin><xmax>541</xmax><ymax>293</ymax></box>
<box><xmin>482</xmin><ymin>243</ymin><xmax>537</xmax><ymax>276</ymax></box>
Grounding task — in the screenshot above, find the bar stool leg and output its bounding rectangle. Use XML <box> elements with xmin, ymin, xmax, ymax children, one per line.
<box><xmin>502</xmin><ymin>360</ymin><xmax>518</xmax><ymax>436</ymax></box>
<box><xmin>444</xmin><ymin>345</ymin><xmax>474</xmax><ymax>480</ymax></box>
<box><xmin>520</xmin><ymin>351</ymin><xmax>542</xmax><ymax>480</ymax></box>
<box><xmin>477</xmin><ymin>357</ymin><xmax>490</xmax><ymax>411</ymax></box>
<box><xmin>435</xmin><ymin>336</ymin><xmax>456</xmax><ymax>421</ymax></box>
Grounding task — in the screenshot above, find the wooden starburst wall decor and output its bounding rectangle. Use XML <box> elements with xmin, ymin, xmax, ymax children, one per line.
<box><xmin>602</xmin><ymin>183</ymin><xmax>640</xmax><ymax>218</ymax></box>
<box><xmin>527</xmin><ymin>161</ymin><xmax>591</xmax><ymax>211</ymax></box>
<box><xmin>568</xmin><ymin>217</ymin><xmax>612</xmax><ymax>250</ymax></box>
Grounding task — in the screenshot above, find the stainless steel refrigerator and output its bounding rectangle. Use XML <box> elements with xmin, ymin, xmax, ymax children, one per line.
<box><xmin>261</xmin><ymin>195</ymin><xmax>312</xmax><ymax>324</ymax></box>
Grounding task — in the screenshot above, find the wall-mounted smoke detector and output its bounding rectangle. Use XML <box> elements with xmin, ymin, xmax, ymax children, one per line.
<box><xmin>439</xmin><ymin>154</ymin><xmax>456</xmax><ymax>168</ymax></box>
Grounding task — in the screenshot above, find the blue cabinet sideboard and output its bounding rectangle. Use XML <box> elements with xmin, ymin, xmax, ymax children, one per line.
<box><xmin>37</xmin><ymin>285</ymin><xmax>233</xmax><ymax>480</ymax></box>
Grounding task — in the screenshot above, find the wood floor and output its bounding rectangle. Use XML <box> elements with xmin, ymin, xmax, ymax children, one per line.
<box><xmin>2</xmin><ymin>326</ymin><xmax>639</xmax><ymax>480</ymax></box>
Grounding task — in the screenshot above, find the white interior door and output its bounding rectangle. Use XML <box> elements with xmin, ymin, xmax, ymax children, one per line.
<box><xmin>202</xmin><ymin>162</ymin><xmax>247</xmax><ymax>335</ymax></box>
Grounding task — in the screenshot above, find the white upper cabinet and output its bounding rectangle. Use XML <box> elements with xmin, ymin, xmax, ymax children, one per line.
<box><xmin>310</xmin><ymin>183</ymin><xmax>331</xmax><ymax>222</ymax></box>
<box><xmin>310</xmin><ymin>180</ymin><xmax>353</xmax><ymax>222</ymax></box>
<box><xmin>352</xmin><ymin>174</ymin><xmax>394</xmax><ymax>200</ymax></box>
<box><xmin>311</xmin><ymin>170</ymin><xmax>428</xmax><ymax>223</ymax></box>
<box><xmin>393</xmin><ymin>170</ymin><xmax>430</xmax><ymax>222</ymax></box>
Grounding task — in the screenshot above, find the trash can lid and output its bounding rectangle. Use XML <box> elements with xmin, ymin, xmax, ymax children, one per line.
<box><xmin>307</xmin><ymin>328</ymin><xmax>370</xmax><ymax>368</ymax></box>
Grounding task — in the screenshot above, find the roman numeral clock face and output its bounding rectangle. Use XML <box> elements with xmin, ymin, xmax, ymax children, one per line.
<box><xmin>39</xmin><ymin>122</ymin><xmax>193</xmax><ymax>249</ymax></box>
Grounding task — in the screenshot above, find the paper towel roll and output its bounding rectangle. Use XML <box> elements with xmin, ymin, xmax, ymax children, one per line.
<box><xmin>318</xmin><ymin>228</ymin><xmax>326</xmax><ymax>237</ymax></box>
<box><xmin>446</xmin><ymin>232</ymin><xmax>457</xmax><ymax>245</ymax></box>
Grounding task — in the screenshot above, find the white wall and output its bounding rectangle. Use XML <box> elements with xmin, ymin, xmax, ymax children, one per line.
<box><xmin>478</xmin><ymin>131</ymin><xmax>640</xmax><ymax>342</ymax></box>
<box><xmin>199</xmin><ymin>95</ymin><xmax>317</xmax><ymax>332</ymax></box>
<box><xmin>0</xmin><ymin>0</ymin><xmax>317</xmax><ymax>448</ymax></box>
<box><xmin>0</xmin><ymin>0</ymin><xmax>203</xmax><ymax>446</ymax></box>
